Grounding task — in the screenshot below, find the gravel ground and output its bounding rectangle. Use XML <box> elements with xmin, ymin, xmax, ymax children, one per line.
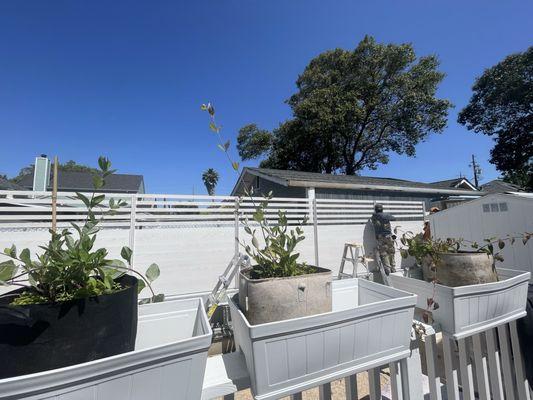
<box><xmin>225</xmin><ymin>371</ymin><xmax>391</xmax><ymax>399</ymax></box>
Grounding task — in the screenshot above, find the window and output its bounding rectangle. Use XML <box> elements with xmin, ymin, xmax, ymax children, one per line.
<box><xmin>490</xmin><ymin>203</ymin><xmax>499</xmax><ymax>212</ymax></box>
<box><xmin>499</xmin><ymin>202</ymin><xmax>508</xmax><ymax>212</ymax></box>
<box><xmin>482</xmin><ymin>204</ymin><xmax>490</xmax><ymax>213</ymax></box>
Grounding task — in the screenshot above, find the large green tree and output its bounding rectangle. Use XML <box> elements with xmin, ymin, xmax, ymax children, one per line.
<box><xmin>458</xmin><ymin>47</ymin><xmax>532</xmax><ymax>190</ymax></box>
<box><xmin>237</xmin><ymin>35</ymin><xmax>452</xmax><ymax>174</ymax></box>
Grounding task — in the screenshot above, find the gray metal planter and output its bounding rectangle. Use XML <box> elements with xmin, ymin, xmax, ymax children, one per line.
<box><xmin>0</xmin><ymin>298</ymin><xmax>212</xmax><ymax>400</ymax></box>
<box><xmin>238</xmin><ymin>266</ymin><xmax>332</xmax><ymax>324</ymax></box>
<box><xmin>229</xmin><ymin>278</ymin><xmax>417</xmax><ymax>400</ymax></box>
<box><xmin>390</xmin><ymin>267</ymin><xmax>530</xmax><ymax>339</ymax></box>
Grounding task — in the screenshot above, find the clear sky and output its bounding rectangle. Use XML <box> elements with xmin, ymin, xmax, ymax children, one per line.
<box><xmin>1</xmin><ymin>1</ymin><xmax>532</xmax><ymax>194</ymax></box>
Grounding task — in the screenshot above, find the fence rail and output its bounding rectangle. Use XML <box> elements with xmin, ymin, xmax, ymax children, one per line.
<box><xmin>0</xmin><ymin>190</ymin><xmax>425</xmax><ymax>230</ymax></box>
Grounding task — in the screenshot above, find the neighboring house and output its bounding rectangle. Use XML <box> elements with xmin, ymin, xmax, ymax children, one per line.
<box><xmin>480</xmin><ymin>179</ymin><xmax>525</xmax><ymax>194</ymax></box>
<box><xmin>231</xmin><ymin>168</ymin><xmax>483</xmax><ymax>208</ymax></box>
<box><xmin>16</xmin><ymin>156</ymin><xmax>145</xmax><ymax>194</ymax></box>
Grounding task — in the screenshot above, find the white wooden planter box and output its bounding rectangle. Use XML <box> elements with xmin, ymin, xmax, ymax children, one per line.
<box><xmin>0</xmin><ymin>298</ymin><xmax>212</xmax><ymax>400</ymax></box>
<box><xmin>389</xmin><ymin>267</ymin><xmax>530</xmax><ymax>339</ymax></box>
<box><xmin>229</xmin><ymin>278</ymin><xmax>416</xmax><ymax>400</ymax></box>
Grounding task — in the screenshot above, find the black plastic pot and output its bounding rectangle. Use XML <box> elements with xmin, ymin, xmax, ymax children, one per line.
<box><xmin>0</xmin><ymin>274</ymin><xmax>138</xmax><ymax>379</ymax></box>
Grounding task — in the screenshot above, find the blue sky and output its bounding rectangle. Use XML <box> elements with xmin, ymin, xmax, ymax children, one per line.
<box><xmin>1</xmin><ymin>1</ymin><xmax>532</xmax><ymax>194</ymax></box>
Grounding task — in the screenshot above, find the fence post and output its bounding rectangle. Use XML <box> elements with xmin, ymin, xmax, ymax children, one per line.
<box><xmin>129</xmin><ymin>194</ymin><xmax>137</xmax><ymax>267</ymax></box>
<box><xmin>313</xmin><ymin>197</ymin><xmax>319</xmax><ymax>267</ymax></box>
<box><xmin>234</xmin><ymin>197</ymin><xmax>240</xmax><ymax>257</ymax></box>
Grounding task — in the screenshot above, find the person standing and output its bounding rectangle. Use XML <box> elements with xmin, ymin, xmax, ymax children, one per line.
<box><xmin>370</xmin><ymin>203</ymin><xmax>397</xmax><ymax>273</ymax></box>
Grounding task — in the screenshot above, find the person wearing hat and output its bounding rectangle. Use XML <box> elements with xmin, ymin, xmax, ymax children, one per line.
<box><xmin>370</xmin><ymin>203</ymin><xmax>397</xmax><ymax>274</ymax></box>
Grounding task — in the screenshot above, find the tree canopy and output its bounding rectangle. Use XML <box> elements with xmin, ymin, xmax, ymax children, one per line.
<box><xmin>202</xmin><ymin>168</ymin><xmax>219</xmax><ymax>196</ymax></box>
<box><xmin>237</xmin><ymin>35</ymin><xmax>452</xmax><ymax>174</ymax></box>
<box><xmin>458</xmin><ymin>47</ymin><xmax>532</xmax><ymax>190</ymax></box>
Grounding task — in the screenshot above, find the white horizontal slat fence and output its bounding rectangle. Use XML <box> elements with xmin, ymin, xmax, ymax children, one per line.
<box><xmin>0</xmin><ymin>190</ymin><xmax>425</xmax><ymax>295</ymax></box>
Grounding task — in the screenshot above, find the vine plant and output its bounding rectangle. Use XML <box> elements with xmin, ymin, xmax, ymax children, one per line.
<box><xmin>201</xmin><ymin>102</ymin><xmax>312</xmax><ymax>278</ymax></box>
<box><xmin>0</xmin><ymin>157</ymin><xmax>163</xmax><ymax>305</ymax></box>
<box><xmin>397</xmin><ymin>228</ymin><xmax>531</xmax><ymax>324</ymax></box>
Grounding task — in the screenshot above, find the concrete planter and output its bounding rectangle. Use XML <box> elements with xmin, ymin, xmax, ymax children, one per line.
<box><xmin>229</xmin><ymin>278</ymin><xmax>417</xmax><ymax>400</ymax></box>
<box><xmin>390</xmin><ymin>267</ymin><xmax>530</xmax><ymax>339</ymax></box>
<box><xmin>422</xmin><ymin>251</ymin><xmax>498</xmax><ymax>286</ymax></box>
<box><xmin>238</xmin><ymin>266</ymin><xmax>332</xmax><ymax>324</ymax></box>
<box><xmin>0</xmin><ymin>298</ymin><xmax>212</xmax><ymax>400</ymax></box>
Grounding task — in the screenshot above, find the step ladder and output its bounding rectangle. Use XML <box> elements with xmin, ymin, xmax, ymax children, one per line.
<box><xmin>338</xmin><ymin>242</ymin><xmax>391</xmax><ymax>286</ymax></box>
<box><xmin>338</xmin><ymin>242</ymin><xmax>373</xmax><ymax>280</ymax></box>
<box><xmin>206</xmin><ymin>253</ymin><xmax>250</xmax><ymax>319</ymax></box>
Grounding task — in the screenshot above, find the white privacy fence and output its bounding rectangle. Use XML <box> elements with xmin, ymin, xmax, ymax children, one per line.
<box><xmin>0</xmin><ymin>190</ymin><xmax>425</xmax><ymax>295</ymax></box>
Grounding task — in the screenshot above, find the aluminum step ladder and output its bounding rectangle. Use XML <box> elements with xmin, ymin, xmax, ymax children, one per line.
<box><xmin>338</xmin><ymin>242</ymin><xmax>391</xmax><ymax>286</ymax></box>
<box><xmin>338</xmin><ymin>242</ymin><xmax>373</xmax><ymax>280</ymax></box>
<box><xmin>206</xmin><ymin>253</ymin><xmax>250</xmax><ymax>319</ymax></box>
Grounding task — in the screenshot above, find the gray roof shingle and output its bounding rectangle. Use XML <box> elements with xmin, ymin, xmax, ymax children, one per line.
<box><xmin>480</xmin><ymin>179</ymin><xmax>524</xmax><ymax>194</ymax></box>
<box><xmin>16</xmin><ymin>171</ymin><xmax>144</xmax><ymax>193</ymax></box>
<box><xmin>246</xmin><ymin>168</ymin><xmax>479</xmax><ymax>193</ymax></box>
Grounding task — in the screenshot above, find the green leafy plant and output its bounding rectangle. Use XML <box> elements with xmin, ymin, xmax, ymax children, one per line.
<box><xmin>0</xmin><ymin>157</ymin><xmax>163</xmax><ymax>306</ymax></box>
<box><xmin>201</xmin><ymin>102</ymin><xmax>312</xmax><ymax>278</ymax></box>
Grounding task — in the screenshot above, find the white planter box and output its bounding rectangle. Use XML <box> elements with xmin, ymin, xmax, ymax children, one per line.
<box><xmin>0</xmin><ymin>298</ymin><xmax>212</xmax><ymax>400</ymax></box>
<box><xmin>389</xmin><ymin>267</ymin><xmax>530</xmax><ymax>339</ymax></box>
<box><xmin>229</xmin><ymin>278</ymin><xmax>416</xmax><ymax>400</ymax></box>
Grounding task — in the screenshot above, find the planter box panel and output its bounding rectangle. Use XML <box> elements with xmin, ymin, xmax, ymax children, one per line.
<box><xmin>0</xmin><ymin>298</ymin><xmax>212</xmax><ymax>400</ymax></box>
<box><xmin>230</xmin><ymin>278</ymin><xmax>416</xmax><ymax>400</ymax></box>
<box><xmin>389</xmin><ymin>267</ymin><xmax>530</xmax><ymax>339</ymax></box>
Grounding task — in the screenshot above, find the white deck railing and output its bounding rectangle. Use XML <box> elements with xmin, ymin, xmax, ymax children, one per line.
<box><xmin>202</xmin><ymin>319</ymin><xmax>532</xmax><ymax>400</ymax></box>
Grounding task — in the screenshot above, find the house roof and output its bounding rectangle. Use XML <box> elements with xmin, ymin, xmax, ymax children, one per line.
<box><xmin>0</xmin><ymin>177</ymin><xmax>25</xmax><ymax>190</ymax></box>
<box><xmin>480</xmin><ymin>179</ymin><xmax>524</xmax><ymax>194</ymax></box>
<box><xmin>233</xmin><ymin>168</ymin><xmax>483</xmax><ymax>196</ymax></box>
<box><xmin>429</xmin><ymin>177</ymin><xmax>477</xmax><ymax>190</ymax></box>
<box><xmin>16</xmin><ymin>171</ymin><xmax>144</xmax><ymax>193</ymax></box>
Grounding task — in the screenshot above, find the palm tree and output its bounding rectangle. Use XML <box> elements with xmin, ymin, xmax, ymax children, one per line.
<box><xmin>202</xmin><ymin>168</ymin><xmax>219</xmax><ymax>196</ymax></box>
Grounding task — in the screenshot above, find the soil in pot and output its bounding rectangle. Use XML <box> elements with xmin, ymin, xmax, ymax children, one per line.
<box><xmin>238</xmin><ymin>266</ymin><xmax>332</xmax><ymax>325</ymax></box>
<box><xmin>422</xmin><ymin>252</ymin><xmax>498</xmax><ymax>287</ymax></box>
<box><xmin>0</xmin><ymin>274</ymin><xmax>138</xmax><ymax>379</ymax></box>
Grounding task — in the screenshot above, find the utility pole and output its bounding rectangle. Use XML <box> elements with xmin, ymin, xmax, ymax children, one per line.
<box><xmin>470</xmin><ymin>154</ymin><xmax>482</xmax><ymax>189</ymax></box>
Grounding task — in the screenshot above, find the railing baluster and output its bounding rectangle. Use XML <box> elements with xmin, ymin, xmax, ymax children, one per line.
<box><xmin>344</xmin><ymin>374</ymin><xmax>358</xmax><ymax>400</ymax></box>
<box><xmin>442</xmin><ymin>335</ymin><xmax>460</xmax><ymax>400</ymax></box>
<box><xmin>368</xmin><ymin>367</ymin><xmax>381</xmax><ymax>400</ymax></box>
<box><xmin>509</xmin><ymin>320</ymin><xmax>531</xmax><ymax>400</ymax></box>
<box><xmin>457</xmin><ymin>337</ymin><xmax>475</xmax><ymax>400</ymax></box>
<box><xmin>497</xmin><ymin>324</ymin><xmax>517</xmax><ymax>400</ymax></box>
<box><xmin>472</xmin><ymin>333</ymin><xmax>490</xmax><ymax>400</ymax></box>
<box><xmin>423</xmin><ymin>332</ymin><xmax>442</xmax><ymax>400</ymax></box>
<box><xmin>318</xmin><ymin>382</ymin><xmax>332</xmax><ymax>400</ymax></box>
<box><xmin>485</xmin><ymin>328</ymin><xmax>504</xmax><ymax>400</ymax></box>
<box><xmin>390</xmin><ymin>361</ymin><xmax>402</xmax><ymax>400</ymax></box>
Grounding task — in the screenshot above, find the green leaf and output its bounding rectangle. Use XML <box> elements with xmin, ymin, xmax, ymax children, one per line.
<box><xmin>92</xmin><ymin>194</ymin><xmax>105</xmax><ymax>206</ymax></box>
<box><xmin>145</xmin><ymin>263</ymin><xmax>160</xmax><ymax>282</ymax></box>
<box><xmin>223</xmin><ymin>140</ymin><xmax>230</xmax><ymax>150</ymax></box>
<box><xmin>252</xmin><ymin>236</ymin><xmax>259</xmax><ymax>249</ymax></box>
<box><xmin>137</xmin><ymin>279</ymin><xmax>146</xmax><ymax>294</ymax></box>
<box><xmin>76</xmin><ymin>192</ymin><xmax>91</xmax><ymax>208</ymax></box>
<box><xmin>498</xmin><ymin>239</ymin><xmax>505</xmax><ymax>250</ymax></box>
<box><xmin>19</xmin><ymin>248</ymin><xmax>32</xmax><ymax>266</ymax></box>
<box><xmin>209</xmin><ymin>122</ymin><xmax>219</xmax><ymax>133</ymax></box>
<box><xmin>98</xmin><ymin>156</ymin><xmax>111</xmax><ymax>172</ymax></box>
<box><xmin>232</xmin><ymin>161</ymin><xmax>239</xmax><ymax>171</ymax></box>
<box><xmin>92</xmin><ymin>175</ymin><xmax>104</xmax><ymax>190</ymax></box>
<box><xmin>0</xmin><ymin>260</ymin><xmax>18</xmax><ymax>281</ymax></box>
<box><xmin>121</xmin><ymin>246</ymin><xmax>133</xmax><ymax>264</ymax></box>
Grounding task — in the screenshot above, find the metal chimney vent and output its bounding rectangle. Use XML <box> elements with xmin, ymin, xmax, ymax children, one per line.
<box><xmin>33</xmin><ymin>156</ymin><xmax>51</xmax><ymax>192</ymax></box>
